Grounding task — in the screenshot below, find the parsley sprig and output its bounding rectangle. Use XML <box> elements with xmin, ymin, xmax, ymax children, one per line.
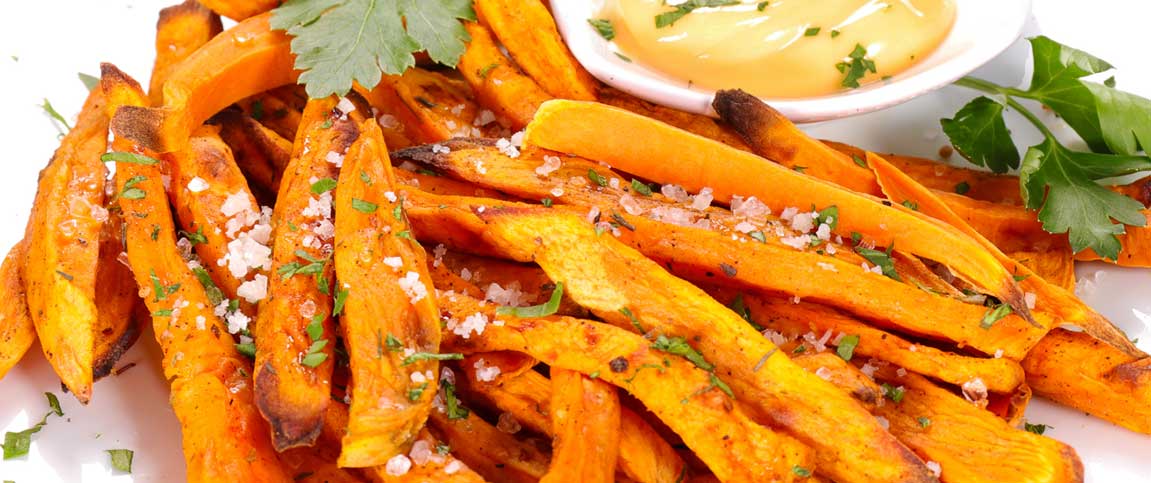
<box><xmin>943</xmin><ymin>36</ymin><xmax>1151</xmax><ymax>260</ymax></box>
<box><xmin>271</xmin><ymin>0</ymin><xmax>477</xmax><ymax>98</ymax></box>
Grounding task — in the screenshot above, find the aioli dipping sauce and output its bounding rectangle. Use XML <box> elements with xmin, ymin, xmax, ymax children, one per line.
<box><xmin>600</xmin><ymin>0</ymin><xmax>957</xmax><ymax>98</ymax></box>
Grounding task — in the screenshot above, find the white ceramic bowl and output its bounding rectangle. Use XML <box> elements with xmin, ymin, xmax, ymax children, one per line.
<box><xmin>550</xmin><ymin>0</ymin><xmax>1032</xmax><ymax>122</ymax></box>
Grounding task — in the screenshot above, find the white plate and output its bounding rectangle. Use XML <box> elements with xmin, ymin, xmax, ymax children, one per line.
<box><xmin>552</xmin><ymin>0</ymin><xmax>1031</xmax><ymax>122</ymax></box>
<box><xmin>2</xmin><ymin>1</ymin><xmax>1151</xmax><ymax>482</ymax></box>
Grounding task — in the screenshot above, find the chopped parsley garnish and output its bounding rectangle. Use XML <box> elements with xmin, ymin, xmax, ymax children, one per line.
<box><xmin>756</xmin><ymin>1</ymin><xmax>769</xmax><ymax>11</ymax></box>
<box><xmin>541</xmin><ymin>198</ymin><xmax>554</xmax><ymax>207</ymax></box>
<box><xmin>620</xmin><ymin>307</ymin><xmax>645</xmax><ymax>333</ymax></box>
<box><xmin>851</xmin><ymin>153</ymin><xmax>868</xmax><ymax>168</ymax></box>
<box><xmin>101</xmin><ymin>152</ymin><xmax>159</xmax><ymax>165</ymax></box>
<box><xmin>310</xmin><ymin>177</ymin><xmax>337</xmax><ymax>194</ymax></box>
<box><xmin>436</xmin><ymin>443</ymin><xmax>451</xmax><ymax>455</ymax></box>
<box><xmin>792</xmin><ymin>465</ymin><xmax>812</xmax><ymax>478</ymax></box>
<box><xmin>748</xmin><ymin>230</ymin><xmax>767</xmax><ymax>243</ymax></box>
<box><xmin>901</xmin><ymin>200</ymin><xmax>919</xmax><ymax>211</ymax></box>
<box><xmin>120</xmin><ymin>175</ymin><xmax>148</xmax><ymax>200</ymax></box>
<box><xmin>980</xmin><ymin>303</ymin><xmax>1013</xmax><ymax>329</ymax></box>
<box><xmin>2</xmin><ymin>393</ymin><xmax>63</xmax><ymax>459</ymax></box>
<box><xmin>408</xmin><ymin>382</ymin><xmax>429</xmax><ymax>401</ymax></box>
<box><xmin>179</xmin><ymin>226</ymin><xmax>208</xmax><ymax>246</ymax></box>
<box><xmin>917</xmin><ymin>416</ymin><xmax>931</xmax><ymax>428</ymax></box>
<box><xmin>235</xmin><ymin>342</ymin><xmax>257</xmax><ymax>359</ymax></box>
<box><xmin>651</xmin><ymin>335</ymin><xmax>713</xmax><ymax>371</ymax></box>
<box><xmin>332</xmin><ymin>288</ymin><xmax>349</xmax><ymax>317</ymax></box>
<box><xmin>954</xmin><ymin>181</ymin><xmax>971</xmax><ymax>194</ymax></box>
<box><xmin>79</xmin><ymin>72</ymin><xmax>99</xmax><ymax>91</ymax></box>
<box><xmin>55</xmin><ymin>270</ymin><xmax>73</xmax><ymax>282</ymax></box>
<box><xmin>855</xmin><ymin>245</ymin><xmax>901</xmax><ymax>281</ymax></box>
<box><xmin>192</xmin><ymin>267</ymin><xmax>225</xmax><ymax>306</ymax></box>
<box><xmin>814</xmin><ymin>205</ymin><xmax>839</xmax><ymax>231</ymax></box>
<box><xmin>1024</xmin><ymin>421</ymin><xmax>1051</xmax><ymax>435</ymax></box>
<box><xmin>301</xmin><ymin>316</ymin><xmax>328</xmax><ymax>368</ymax></box>
<box><xmin>588</xmin><ymin>19</ymin><xmax>615</xmax><ymax>40</ymax></box>
<box><xmin>385</xmin><ymin>333</ymin><xmax>404</xmax><ymax>352</ymax></box>
<box><xmin>631</xmin><ymin>179</ymin><xmax>654</xmax><ymax>196</ymax></box>
<box><xmin>351</xmin><ymin>198</ymin><xmax>378</xmax><ymax>213</ymax></box>
<box><xmin>496</xmin><ymin>282</ymin><xmax>564</xmax><ymax>317</ymax></box>
<box><xmin>655</xmin><ymin>0</ymin><xmax>739</xmax><ymax>29</ymax></box>
<box><xmin>107</xmin><ymin>449</ymin><xmax>134</xmax><ymax>473</ymax></box>
<box><xmin>804</xmin><ymin>27</ymin><xmax>820</xmax><ymax>36</ymax></box>
<box><xmin>441</xmin><ymin>380</ymin><xmax>470</xmax><ymax>420</ymax></box>
<box><xmin>727</xmin><ymin>293</ymin><xmax>762</xmax><ymax>330</ymax></box>
<box><xmin>402</xmin><ymin>352</ymin><xmax>464</xmax><ymax>365</ymax></box>
<box><xmin>836</xmin><ymin>334</ymin><xmax>860</xmax><ymax>361</ymax></box>
<box><xmin>836</xmin><ymin>44</ymin><xmax>877</xmax><ymax>88</ymax></box>
<box><xmin>148</xmin><ymin>269</ymin><xmax>180</xmax><ymax>302</ymax></box>
<box><xmin>881</xmin><ymin>383</ymin><xmax>905</xmax><ymax>403</ymax></box>
<box><xmin>392</xmin><ymin>204</ymin><xmax>404</xmax><ymax>221</ymax></box>
<box><xmin>587</xmin><ymin>169</ymin><xmax>609</xmax><ymax>187</ymax></box>
<box><xmin>40</xmin><ymin>98</ymin><xmax>71</xmax><ymax>133</ymax></box>
<box><xmin>830</xmin><ymin>29</ymin><xmax>840</xmax><ymax>38</ymax></box>
<box><xmin>478</xmin><ymin>62</ymin><xmax>500</xmax><ymax>79</ymax></box>
<box><xmin>270</xmin><ymin>0</ymin><xmax>476</xmax><ymax>98</ymax></box>
<box><xmin>278</xmin><ymin>250</ymin><xmax>328</xmax><ymax>280</ymax></box>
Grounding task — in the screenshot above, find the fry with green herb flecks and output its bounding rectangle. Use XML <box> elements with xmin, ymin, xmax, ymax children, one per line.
<box><xmin>112</xmin><ymin>12</ymin><xmax>297</xmax><ymax>153</ymax></box>
<box><xmin>523</xmin><ymin>99</ymin><xmax>1034</xmax><ymax>326</ymax></box>
<box><xmin>473</xmin><ymin>0</ymin><xmax>598</xmax><ymax>101</ymax></box>
<box><xmin>458</xmin><ymin>22</ymin><xmax>552</xmax><ymax>130</ymax></box>
<box><xmin>333</xmin><ymin>117</ymin><xmax>442</xmax><ymax>467</ymax></box>
<box><xmin>358</xmin><ymin>68</ymin><xmax>509</xmax><ymax>144</ymax></box>
<box><xmin>253</xmin><ymin>97</ymin><xmax>357</xmax><ymax>451</ymax></box>
<box><xmin>102</xmin><ymin>63</ymin><xmax>289</xmax><ymax>483</ymax></box>
<box><xmin>22</xmin><ymin>74</ymin><xmax>109</xmax><ymax>403</ymax></box>
<box><xmin>472</xmin><ymin>207</ymin><xmax>932</xmax><ymax>483</ymax></box>
<box><xmin>0</xmin><ymin>241</ymin><xmax>35</xmax><ymax>381</ymax></box>
<box><xmin>440</xmin><ymin>293</ymin><xmax>811</xmax><ymax>483</ymax></box>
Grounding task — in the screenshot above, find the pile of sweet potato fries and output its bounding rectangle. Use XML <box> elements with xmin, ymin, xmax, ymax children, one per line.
<box><xmin>3</xmin><ymin>1</ymin><xmax>1150</xmax><ymax>482</ymax></box>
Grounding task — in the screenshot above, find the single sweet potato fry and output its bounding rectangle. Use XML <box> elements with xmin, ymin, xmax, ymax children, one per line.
<box><xmin>460</xmin><ymin>360</ymin><xmax>687</xmax><ymax>483</ymax></box>
<box><xmin>23</xmin><ymin>75</ymin><xmax>109</xmax><ymax>402</ymax></box>
<box><xmin>0</xmin><ymin>241</ymin><xmax>35</xmax><ymax>380</ymax></box>
<box><xmin>197</xmin><ymin>0</ymin><xmax>278</xmax><ymax>21</ymax></box>
<box><xmin>92</xmin><ymin>201</ymin><xmax>144</xmax><ymax>380</ymax></box>
<box><xmin>540</xmin><ymin>368</ymin><xmax>621</xmax><ymax>483</ymax></box>
<box><xmin>440</xmin><ymin>294</ymin><xmax>813</xmax><ymax>483</ymax></box>
<box><xmin>712</xmin><ymin>89</ymin><xmax>881</xmax><ymax>194</ymax></box>
<box><xmin>213</xmin><ymin>107</ymin><xmax>294</xmax><ymax>201</ymax></box>
<box><xmin>253</xmin><ymin>97</ymin><xmax>355</xmax><ymax>450</ymax></box>
<box><xmin>732</xmin><ymin>293</ymin><xmax>1025</xmax><ymax>393</ymax></box>
<box><xmin>112</xmin><ymin>12</ymin><xmax>297</xmax><ymax>153</ymax></box>
<box><xmin>458</xmin><ymin>22</ymin><xmax>552</xmax><ymax>129</ymax></box>
<box><xmin>149</xmin><ymin>0</ymin><xmax>222</xmax><ymax>104</ymax></box>
<box><xmin>103</xmin><ymin>63</ymin><xmax>289</xmax><ymax>483</ymax></box>
<box><xmin>474</xmin><ymin>0</ymin><xmax>598</xmax><ymax>101</ymax></box>
<box><xmin>361</xmin><ymin>68</ymin><xmax>509</xmax><ymax>144</ymax></box>
<box><xmin>789</xmin><ymin>352</ymin><xmax>883</xmax><ymax>410</ymax></box>
<box><xmin>597</xmin><ymin>87</ymin><xmax>750</xmax><ymax>151</ymax></box>
<box><xmin>864</xmin><ymin>151</ymin><xmax>1141</xmax><ymax>357</ymax></box>
<box><xmin>524</xmin><ymin>99</ymin><xmax>1033</xmax><ymax>324</ymax></box>
<box><xmin>474</xmin><ymin>207</ymin><xmax>933</xmax><ymax>483</ymax></box>
<box><xmin>333</xmin><ymin>118</ymin><xmax>442</xmax><ymax>467</ymax></box>
<box><xmin>874</xmin><ymin>370</ymin><xmax>1083</xmax><ymax>483</ymax></box>
<box><xmin>238</xmin><ymin>93</ymin><xmax>302</xmax><ymax>142</ymax></box>
<box><xmin>1022</xmin><ymin>329</ymin><xmax>1151</xmax><ymax>435</ymax></box>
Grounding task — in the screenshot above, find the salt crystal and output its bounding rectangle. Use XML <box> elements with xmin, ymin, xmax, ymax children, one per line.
<box><xmin>660</xmin><ymin>184</ymin><xmax>690</xmax><ymax>203</ymax></box>
<box><xmin>535</xmin><ymin>156</ymin><xmax>562</xmax><ymax>176</ymax></box>
<box><xmin>690</xmin><ymin>187</ymin><xmax>713</xmax><ymax>211</ymax></box>
<box><xmin>444</xmin><ymin>460</ymin><xmax>464</xmax><ymax>474</ymax></box>
<box><xmin>385</xmin><ymin>455</ymin><xmax>412</xmax><ymax>476</ymax></box>
<box><xmin>926</xmin><ymin>461</ymin><xmax>942</xmax><ymax>477</ymax></box>
<box><xmin>495</xmin><ymin>138</ymin><xmax>520</xmax><ymax>158</ymax></box>
<box><xmin>398</xmin><ymin>271</ymin><xmax>428</xmax><ymax>303</ymax></box>
<box><xmin>431</xmin><ymin>144</ymin><xmax>451</xmax><ymax>155</ymax></box>
<box><xmin>1024</xmin><ymin>292</ymin><xmax>1037</xmax><ymax>310</ymax></box>
<box><xmin>817</xmin><ymin>262</ymin><xmax>838</xmax><ymax>272</ymax></box>
<box><xmin>496</xmin><ymin>412</ymin><xmax>521</xmax><ymax>434</ymax></box>
<box><xmin>790</xmin><ymin>212</ymin><xmax>816</xmax><ymax>233</ymax></box>
<box><xmin>336</xmin><ymin>97</ymin><xmax>356</xmax><ymax>115</ymax></box>
<box><xmin>220</xmin><ymin>191</ymin><xmax>252</xmax><ymax>217</ymax></box>
<box><xmin>383</xmin><ymin>256</ymin><xmax>403</xmax><ymax>269</ymax></box>
<box><xmin>474</xmin><ymin>358</ymin><xmax>502</xmax><ymax>382</ymax></box>
<box><xmin>237</xmin><ymin>274</ymin><xmax>269</xmax><ymax>303</ymax></box>
<box><xmin>473</xmin><ymin>109</ymin><xmax>496</xmax><ymax>126</ymax></box>
<box><xmin>187</xmin><ymin>177</ymin><xmax>209</xmax><ymax>193</ymax></box>
<box><xmin>325</xmin><ymin>151</ymin><xmax>345</xmax><ymax>168</ymax></box>
<box><xmin>453</xmin><ymin>312</ymin><xmax>488</xmax><ymax>339</ymax></box>
<box><xmin>815</xmin><ymin>367</ymin><xmax>832</xmax><ymax>380</ymax></box>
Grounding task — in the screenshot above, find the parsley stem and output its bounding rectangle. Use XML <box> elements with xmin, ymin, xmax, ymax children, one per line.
<box><xmin>954</xmin><ymin>76</ymin><xmax>1056</xmax><ymax>139</ymax></box>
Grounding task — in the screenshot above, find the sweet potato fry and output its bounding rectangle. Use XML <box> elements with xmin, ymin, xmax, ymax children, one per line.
<box><xmin>360</xmin><ymin>68</ymin><xmax>509</xmax><ymax>144</ymax></box>
<box><xmin>149</xmin><ymin>0</ymin><xmax>222</xmax><ymax>104</ymax></box>
<box><xmin>597</xmin><ymin>87</ymin><xmax>750</xmax><ymax>151</ymax></box>
<box><xmin>460</xmin><ymin>360</ymin><xmax>687</xmax><ymax>483</ymax></box>
<box><xmin>22</xmin><ymin>75</ymin><xmax>109</xmax><ymax>402</ymax></box>
<box><xmin>734</xmin><ymin>293</ymin><xmax>1025</xmax><ymax>393</ymax></box>
<box><xmin>1022</xmin><ymin>329</ymin><xmax>1151</xmax><ymax>435</ymax></box>
<box><xmin>440</xmin><ymin>295</ymin><xmax>813</xmax><ymax>483</ymax></box>
<box><xmin>102</xmin><ymin>63</ymin><xmax>289</xmax><ymax>483</ymax></box>
<box><xmin>333</xmin><ymin>118</ymin><xmax>442</xmax><ymax>467</ymax></box>
<box><xmin>238</xmin><ymin>93</ymin><xmax>302</xmax><ymax>141</ymax></box>
<box><xmin>92</xmin><ymin>202</ymin><xmax>144</xmax><ymax>379</ymax></box>
<box><xmin>112</xmin><ymin>12</ymin><xmax>297</xmax><ymax>153</ymax></box>
<box><xmin>213</xmin><ymin>107</ymin><xmax>294</xmax><ymax>201</ymax></box>
<box><xmin>541</xmin><ymin>368</ymin><xmax>621</xmax><ymax>483</ymax></box>
<box><xmin>712</xmin><ymin>89</ymin><xmax>881</xmax><ymax>194</ymax></box>
<box><xmin>823</xmin><ymin>140</ymin><xmax>1023</xmax><ymax>205</ymax></box>
<box><xmin>789</xmin><ymin>352</ymin><xmax>883</xmax><ymax>410</ymax></box>
<box><xmin>429</xmin><ymin>409</ymin><xmax>550</xmax><ymax>483</ymax></box>
<box><xmin>873</xmin><ymin>370</ymin><xmax>1083</xmax><ymax>483</ymax></box>
<box><xmin>474</xmin><ymin>0</ymin><xmax>598</xmax><ymax>101</ymax></box>
<box><xmin>253</xmin><ymin>97</ymin><xmax>355</xmax><ymax>450</ymax></box>
<box><xmin>0</xmin><ymin>241</ymin><xmax>35</xmax><ymax>380</ymax></box>
<box><xmin>436</xmin><ymin>250</ymin><xmax>587</xmax><ymax>316</ymax></box>
<box><xmin>473</xmin><ymin>207</ymin><xmax>931</xmax><ymax>483</ymax></box>
<box><xmin>458</xmin><ymin>22</ymin><xmax>552</xmax><ymax>129</ymax></box>
<box><xmin>198</xmin><ymin>0</ymin><xmax>277</xmax><ymax>21</ymax></box>
<box><xmin>863</xmin><ymin>151</ymin><xmax>1141</xmax><ymax>357</ymax></box>
<box><xmin>523</xmin><ymin>99</ymin><xmax>1033</xmax><ymax>323</ymax></box>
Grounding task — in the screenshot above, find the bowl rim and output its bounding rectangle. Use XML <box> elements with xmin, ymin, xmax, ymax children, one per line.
<box><xmin>550</xmin><ymin>0</ymin><xmax>1033</xmax><ymax>123</ymax></box>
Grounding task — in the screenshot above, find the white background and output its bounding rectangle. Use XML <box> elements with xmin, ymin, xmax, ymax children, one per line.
<box><xmin>2</xmin><ymin>0</ymin><xmax>1151</xmax><ymax>481</ymax></box>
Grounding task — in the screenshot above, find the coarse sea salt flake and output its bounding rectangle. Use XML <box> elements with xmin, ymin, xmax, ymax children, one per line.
<box><xmin>187</xmin><ymin>177</ymin><xmax>209</xmax><ymax>193</ymax></box>
<box><xmin>398</xmin><ymin>271</ymin><xmax>428</xmax><ymax>303</ymax></box>
<box><xmin>385</xmin><ymin>455</ymin><xmax>412</xmax><ymax>476</ymax></box>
